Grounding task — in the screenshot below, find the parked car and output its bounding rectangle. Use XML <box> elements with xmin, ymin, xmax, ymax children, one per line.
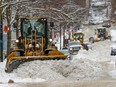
<box><xmin>68</xmin><ymin>41</ymin><xmax>82</xmax><ymax>54</ymax></box>
<box><xmin>89</xmin><ymin>20</ymin><xmax>103</xmax><ymax>25</ymax></box>
<box><xmin>102</xmin><ymin>22</ymin><xmax>111</xmax><ymax>28</ymax></box>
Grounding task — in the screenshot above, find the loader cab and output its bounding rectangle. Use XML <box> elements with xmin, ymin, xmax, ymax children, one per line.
<box><xmin>20</xmin><ymin>18</ymin><xmax>48</xmax><ymax>50</ymax></box>
<box><xmin>95</xmin><ymin>27</ymin><xmax>106</xmax><ymax>38</ymax></box>
<box><xmin>21</xmin><ymin>18</ymin><xmax>47</xmax><ymax>38</ymax></box>
<box><xmin>73</xmin><ymin>32</ymin><xmax>84</xmax><ymax>44</ymax></box>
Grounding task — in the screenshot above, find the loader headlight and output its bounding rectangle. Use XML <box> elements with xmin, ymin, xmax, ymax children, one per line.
<box><xmin>49</xmin><ymin>39</ymin><xmax>52</xmax><ymax>42</ymax></box>
<box><xmin>29</xmin><ymin>44</ymin><xmax>32</xmax><ymax>48</ymax></box>
<box><xmin>43</xmin><ymin>18</ymin><xmax>46</xmax><ymax>21</ymax></box>
<box><xmin>81</xmin><ymin>47</ymin><xmax>83</xmax><ymax>50</ymax></box>
<box><xmin>16</xmin><ymin>40</ymin><xmax>19</xmax><ymax>43</ymax></box>
<box><xmin>69</xmin><ymin>48</ymin><xmax>73</xmax><ymax>50</ymax></box>
<box><xmin>36</xmin><ymin>44</ymin><xmax>40</xmax><ymax>48</ymax></box>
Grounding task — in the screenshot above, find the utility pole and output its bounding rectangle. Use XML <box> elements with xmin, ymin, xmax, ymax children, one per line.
<box><xmin>0</xmin><ymin>0</ymin><xmax>3</xmax><ymax>62</ymax></box>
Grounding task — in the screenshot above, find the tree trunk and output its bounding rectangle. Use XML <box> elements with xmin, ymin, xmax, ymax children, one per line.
<box><xmin>6</xmin><ymin>1</ymin><xmax>11</xmax><ymax>55</ymax></box>
<box><xmin>16</xmin><ymin>9</ymin><xmax>19</xmax><ymax>39</ymax></box>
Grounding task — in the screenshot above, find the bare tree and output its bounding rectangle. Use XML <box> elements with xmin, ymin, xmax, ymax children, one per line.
<box><xmin>1</xmin><ymin>0</ymin><xmax>89</xmax><ymax>54</ymax></box>
<box><xmin>15</xmin><ymin>9</ymin><xmax>19</xmax><ymax>39</ymax></box>
<box><xmin>6</xmin><ymin>0</ymin><xmax>11</xmax><ymax>55</ymax></box>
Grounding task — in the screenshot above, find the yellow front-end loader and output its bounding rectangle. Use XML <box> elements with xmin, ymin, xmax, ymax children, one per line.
<box><xmin>73</xmin><ymin>32</ymin><xmax>89</xmax><ymax>51</ymax></box>
<box><xmin>5</xmin><ymin>17</ymin><xmax>67</xmax><ymax>73</ymax></box>
<box><xmin>89</xmin><ymin>27</ymin><xmax>110</xmax><ymax>43</ymax></box>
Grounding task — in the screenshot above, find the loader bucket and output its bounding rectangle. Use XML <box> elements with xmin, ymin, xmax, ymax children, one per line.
<box><xmin>5</xmin><ymin>50</ymin><xmax>67</xmax><ymax>73</ymax></box>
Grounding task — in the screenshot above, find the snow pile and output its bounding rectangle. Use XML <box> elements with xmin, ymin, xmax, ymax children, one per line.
<box><xmin>110</xmin><ymin>30</ymin><xmax>116</xmax><ymax>42</ymax></box>
<box><xmin>13</xmin><ymin>60</ymin><xmax>65</xmax><ymax>81</ymax></box>
<box><xmin>12</xmin><ymin>59</ymin><xmax>104</xmax><ymax>81</ymax></box>
<box><xmin>77</xmin><ymin>40</ymin><xmax>115</xmax><ymax>61</ymax></box>
<box><xmin>0</xmin><ymin>61</ymin><xmax>45</xmax><ymax>83</ymax></box>
<box><xmin>110</xmin><ymin>43</ymin><xmax>116</xmax><ymax>49</ymax></box>
<box><xmin>109</xmin><ymin>70</ymin><xmax>116</xmax><ymax>79</ymax></box>
<box><xmin>0</xmin><ymin>61</ymin><xmax>15</xmax><ymax>82</ymax></box>
<box><xmin>110</xmin><ymin>29</ymin><xmax>116</xmax><ymax>49</ymax></box>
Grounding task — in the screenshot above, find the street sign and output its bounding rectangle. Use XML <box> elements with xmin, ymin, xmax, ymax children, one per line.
<box><xmin>4</xmin><ymin>26</ymin><xmax>8</xmax><ymax>33</ymax></box>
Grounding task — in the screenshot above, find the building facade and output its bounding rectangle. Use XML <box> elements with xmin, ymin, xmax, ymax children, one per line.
<box><xmin>88</xmin><ymin>0</ymin><xmax>111</xmax><ymax>24</ymax></box>
<box><xmin>111</xmin><ymin>0</ymin><xmax>116</xmax><ymax>23</ymax></box>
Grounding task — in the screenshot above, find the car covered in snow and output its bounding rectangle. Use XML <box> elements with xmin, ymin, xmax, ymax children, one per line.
<box><xmin>68</xmin><ymin>41</ymin><xmax>82</xmax><ymax>54</ymax></box>
<box><xmin>89</xmin><ymin>20</ymin><xmax>103</xmax><ymax>25</ymax></box>
<box><xmin>102</xmin><ymin>22</ymin><xmax>111</xmax><ymax>28</ymax></box>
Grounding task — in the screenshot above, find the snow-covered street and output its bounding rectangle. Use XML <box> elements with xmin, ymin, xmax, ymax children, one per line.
<box><xmin>1</xmin><ymin>24</ymin><xmax>116</xmax><ymax>87</ymax></box>
<box><xmin>0</xmin><ymin>0</ymin><xmax>116</xmax><ymax>87</ymax></box>
<box><xmin>1</xmin><ymin>40</ymin><xmax>116</xmax><ymax>87</ymax></box>
<box><xmin>1</xmin><ymin>23</ymin><xmax>116</xmax><ymax>86</ymax></box>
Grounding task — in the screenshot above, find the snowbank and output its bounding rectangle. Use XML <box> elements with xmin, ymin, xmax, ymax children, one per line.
<box><xmin>0</xmin><ymin>60</ymin><xmax>45</xmax><ymax>83</ymax></box>
<box><xmin>110</xmin><ymin>30</ymin><xmax>116</xmax><ymax>41</ymax></box>
<box><xmin>110</xmin><ymin>43</ymin><xmax>116</xmax><ymax>49</ymax></box>
<box><xmin>110</xmin><ymin>30</ymin><xmax>116</xmax><ymax>49</ymax></box>
<box><xmin>0</xmin><ymin>61</ymin><xmax>14</xmax><ymax>83</ymax></box>
<box><xmin>12</xmin><ymin>59</ymin><xmax>104</xmax><ymax>81</ymax></box>
<box><xmin>76</xmin><ymin>40</ymin><xmax>116</xmax><ymax>62</ymax></box>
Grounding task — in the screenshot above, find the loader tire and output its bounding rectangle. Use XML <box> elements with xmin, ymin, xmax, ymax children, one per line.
<box><xmin>82</xmin><ymin>44</ymin><xmax>89</xmax><ymax>51</ymax></box>
<box><xmin>101</xmin><ymin>37</ymin><xmax>105</xmax><ymax>41</ymax></box>
<box><xmin>89</xmin><ymin>37</ymin><xmax>94</xmax><ymax>43</ymax></box>
<box><xmin>107</xmin><ymin>35</ymin><xmax>111</xmax><ymax>40</ymax></box>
